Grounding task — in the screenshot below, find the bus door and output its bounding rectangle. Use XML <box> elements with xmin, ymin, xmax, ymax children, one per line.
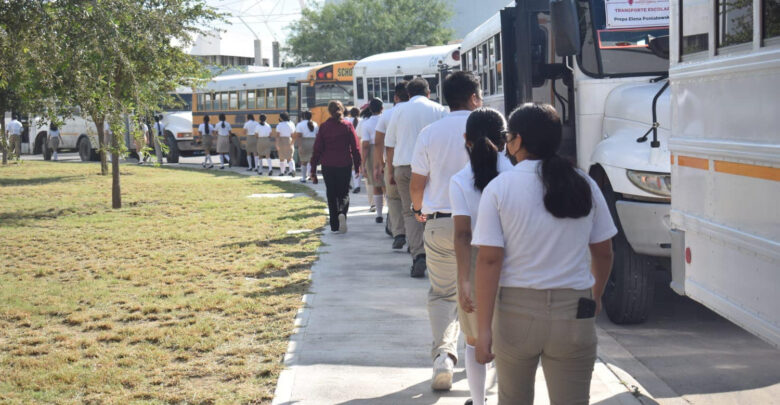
<box><xmin>287</xmin><ymin>82</ymin><xmax>301</xmax><ymax>123</ymax></box>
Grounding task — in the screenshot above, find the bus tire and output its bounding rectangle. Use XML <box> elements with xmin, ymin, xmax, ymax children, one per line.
<box><xmin>78</xmin><ymin>136</ymin><xmax>99</xmax><ymax>162</ymax></box>
<box><xmin>591</xmin><ymin>166</ymin><xmax>655</xmax><ymax>324</ymax></box>
<box><xmin>165</xmin><ymin>132</ymin><xmax>180</xmax><ymax>164</ymax></box>
<box><xmin>34</xmin><ymin>132</ymin><xmax>47</xmax><ymax>155</ymax></box>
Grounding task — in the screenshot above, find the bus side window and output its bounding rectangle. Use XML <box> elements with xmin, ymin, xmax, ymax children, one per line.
<box><xmin>258</xmin><ymin>90</ymin><xmax>266</xmax><ymax>109</ymax></box>
<box><xmin>247</xmin><ymin>91</ymin><xmax>255</xmax><ymax>110</ymax></box>
<box><xmin>306</xmin><ymin>85</ymin><xmax>315</xmax><ymax>109</ymax></box>
<box><xmin>277</xmin><ymin>88</ymin><xmax>286</xmax><ymax>110</ymax></box>
<box><xmin>239</xmin><ymin>91</ymin><xmax>247</xmax><ymax>110</ymax></box>
<box><xmin>356</xmin><ymin>77</ymin><xmax>364</xmax><ymax>100</ymax></box>
<box><xmin>267</xmin><ymin>89</ymin><xmax>275</xmax><ymax>109</ymax></box>
<box><xmin>717</xmin><ymin>0</ymin><xmax>753</xmax><ymax>48</ymax></box>
<box><xmin>221</xmin><ymin>92</ymin><xmax>229</xmax><ymax>111</ymax></box>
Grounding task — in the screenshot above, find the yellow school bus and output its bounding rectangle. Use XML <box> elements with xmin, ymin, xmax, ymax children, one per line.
<box><xmin>192</xmin><ymin>61</ymin><xmax>356</xmax><ymax>165</ymax></box>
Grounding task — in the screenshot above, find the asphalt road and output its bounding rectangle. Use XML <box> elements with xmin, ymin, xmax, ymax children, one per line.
<box><xmin>16</xmin><ymin>152</ymin><xmax>780</xmax><ymax>404</ymax></box>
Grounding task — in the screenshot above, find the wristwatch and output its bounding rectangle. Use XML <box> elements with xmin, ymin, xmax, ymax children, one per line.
<box><xmin>412</xmin><ymin>206</ymin><xmax>423</xmax><ymax>216</ymax></box>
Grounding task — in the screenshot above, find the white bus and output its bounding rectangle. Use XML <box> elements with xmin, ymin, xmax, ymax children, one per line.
<box><xmin>668</xmin><ymin>0</ymin><xmax>780</xmax><ymax>347</ymax></box>
<box><xmin>352</xmin><ymin>44</ymin><xmax>461</xmax><ymax>108</ymax></box>
<box><xmin>461</xmin><ymin>0</ymin><xmax>672</xmax><ymax>324</ymax></box>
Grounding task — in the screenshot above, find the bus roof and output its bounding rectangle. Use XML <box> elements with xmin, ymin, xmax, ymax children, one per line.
<box><xmin>461</xmin><ymin>2</ymin><xmax>512</xmax><ymax>52</ymax></box>
<box><xmin>198</xmin><ymin>61</ymin><xmax>355</xmax><ymax>92</ymax></box>
<box><xmin>354</xmin><ymin>44</ymin><xmax>461</xmax><ymax>77</ymax></box>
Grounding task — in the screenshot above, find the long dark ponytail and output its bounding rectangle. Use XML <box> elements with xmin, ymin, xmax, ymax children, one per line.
<box><xmin>203</xmin><ymin>115</ymin><xmax>211</xmax><ymax>134</ymax></box>
<box><xmin>304</xmin><ymin>111</ymin><xmax>314</xmax><ymax>132</ymax></box>
<box><xmin>466</xmin><ymin>108</ymin><xmax>506</xmax><ymax>192</ymax></box>
<box><xmin>219</xmin><ymin>113</ymin><xmax>226</xmax><ymax>128</ymax></box>
<box><xmin>507</xmin><ymin>103</ymin><xmax>592</xmax><ymax>218</ymax></box>
<box><xmin>349</xmin><ymin>107</ymin><xmax>360</xmax><ymax>128</ymax></box>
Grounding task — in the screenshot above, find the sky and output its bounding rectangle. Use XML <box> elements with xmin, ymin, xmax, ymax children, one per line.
<box><xmin>204</xmin><ymin>0</ymin><xmax>323</xmax><ymax>55</ymax></box>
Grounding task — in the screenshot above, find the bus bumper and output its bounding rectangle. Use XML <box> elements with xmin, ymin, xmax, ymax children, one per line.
<box><xmin>615</xmin><ymin>199</ymin><xmax>672</xmax><ymax>257</ymax></box>
<box><xmin>176</xmin><ymin>139</ymin><xmax>202</xmax><ymax>152</ymax></box>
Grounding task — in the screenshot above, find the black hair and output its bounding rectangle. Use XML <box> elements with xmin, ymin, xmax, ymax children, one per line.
<box><xmin>280</xmin><ymin>112</ymin><xmax>290</xmax><ymax>122</ymax></box>
<box><xmin>444</xmin><ymin>71</ymin><xmax>480</xmax><ymax>110</ymax></box>
<box><xmin>247</xmin><ymin>114</ymin><xmax>254</xmax><ymax>121</ymax></box>
<box><xmin>407</xmin><ymin>78</ymin><xmax>429</xmax><ymax>97</ymax></box>
<box><xmin>219</xmin><ymin>113</ymin><xmax>226</xmax><ymax>128</ymax></box>
<box><xmin>360</xmin><ymin>107</ymin><xmax>372</xmax><ymax>119</ymax></box>
<box><xmin>259</xmin><ymin>114</ymin><xmax>267</xmax><ymax>126</ymax></box>
<box><xmin>369</xmin><ymin>97</ymin><xmax>383</xmax><ymax>114</ymax></box>
<box><xmin>203</xmin><ymin>115</ymin><xmax>211</xmax><ymax>134</ymax></box>
<box><xmin>349</xmin><ymin>107</ymin><xmax>360</xmax><ymax>128</ymax></box>
<box><xmin>466</xmin><ymin>108</ymin><xmax>506</xmax><ymax>192</ymax></box>
<box><xmin>50</xmin><ymin>123</ymin><xmax>58</xmax><ymax>131</ymax></box>
<box><xmin>304</xmin><ymin>111</ymin><xmax>314</xmax><ymax>132</ymax></box>
<box><xmin>395</xmin><ymin>81</ymin><xmax>410</xmax><ymax>102</ymax></box>
<box><xmin>507</xmin><ymin>103</ymin><xmax>592</xmax><ymax>218</ymax></box>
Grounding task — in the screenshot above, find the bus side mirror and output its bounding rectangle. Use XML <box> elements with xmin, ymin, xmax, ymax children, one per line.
<box><xmin>550</xmin><ymin>0</ymin><xmax>581</xmax><ymax>56</ymax></box>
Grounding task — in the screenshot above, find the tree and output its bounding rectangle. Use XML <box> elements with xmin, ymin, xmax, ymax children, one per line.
<box><xmin>0</xmin><ymin>1</ymin><xmax>59</xmax><ymax>165</ymax></box>
<box><xmin>47</xmin><ymin>0</ymin><xmax>220</xmax><ymax>208</ymax></box>
<box><xmin>286</xmin><ymin>0</ymin><xmax>454</xmax><ymax>63</ymax></box>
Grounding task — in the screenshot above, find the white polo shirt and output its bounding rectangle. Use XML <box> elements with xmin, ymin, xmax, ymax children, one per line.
<box><xmin>385</xmin><ymin>95</ymin><xmax>447</xmax><ymax>166</ymax></box>
<box><xmin>472</xmin><ymin>159</ymin><xmax>618</xmax><ymax>290</ymax></box>
<box><xmin>449</xmin><ymin>154</ymin><xmax>514</xmax><ymax>230</ymax></box>
<box><xmin>410</xmin><ymin>110</ymin><xmax>471</xmax><ymax>214</ymax></box>
<box><xmin>216</xmin><ymin>121</ymin><xmax>231</xmax><ymax>136</ymax></box>
<box><xmin>276</xmin><ymin>121</ymin><xmax>295</xmax><ymax>138</ymax></box>
<box><xmin>7</xmin><ymin>120</ymin><xmax>23</xmax><ymax>135</ymax></box>
<box><xmin>198</xmin><ymin>123</ymin><xmax>214</xmax><ymax>135</ymax></box>
<box><xmin>154</xmin><ymin>121</ymin><xmax>165</xmax><ymax>137</ymax></box>
<box><xmin>360</xmin><ymin>115</ymin><xmax>380</xmax><ymax>144</ymax></box>
<box><xmin>255</xmin><ymin>123</ymin><xmax>272</xmax><ymax>137</ymax></box>
<box><xmin>375</xmin><ymin>102</ymin><xmax>404</xmax><ymax>135</ymax></box>
<box><xmin>49</xmin><ymin>129</ymin><xmax>61</xmax><ymax>138</ymax></box>
<box><xmin>296</xmin><ymin>120</ymin><xmax>318</xmax><ymax>138</ymax></box>
<box><xmin>244</xmin><ymin>119</ymin><xmax>258</xmax><ymax>136</ymax></box>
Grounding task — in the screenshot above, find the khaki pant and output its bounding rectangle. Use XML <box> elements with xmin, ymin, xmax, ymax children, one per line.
<box><xmin>10</xmin><ymin>134</ymin><xmax>21</xmax><ymax>159</ymax></box>
<box><xmin>424</xmin><ymin>216</ymin><xmax>460</xmax><ymax>361</ymax></box>
<box><xmin>457</xmin><ymin>247</ymin><xmax>479</xmax><ymax>339</ymax></box>
<box><xmin>384</xmin><ymin>163</ymin><xmax>404</xmax><ymax>238</ymax></box>
<box><xmin>394</xmin><ymin>165</ymin><xmax>425</xmax><ymax>257</ymax></box>
<box><xmin>494</xmin><ymin>287</ymin><xmax>597</xmax><ymax>405</ymax></box>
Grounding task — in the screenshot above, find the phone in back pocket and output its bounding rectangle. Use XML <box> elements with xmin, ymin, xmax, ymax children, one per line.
<box><xmin>576</xmin><ymin>297</ymin><xmax>597</xmax><ymax>319</ymax></box>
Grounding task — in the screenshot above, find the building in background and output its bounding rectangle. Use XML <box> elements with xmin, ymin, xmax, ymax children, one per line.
<box><xmin>189</xmin><ymin>31</ymin><xmax>273</xmax><ymax>67</ymax></box>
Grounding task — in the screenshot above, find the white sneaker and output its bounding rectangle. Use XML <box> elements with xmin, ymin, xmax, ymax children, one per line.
<box><xmin>337</xmin><ymin>214</ymin><xmax>347</xmax><ymax>234</ymax></box>
<box><xmin>431</xmin><ymin>354</ymin><xmax>454</xmax><ymax>391</ymax></box>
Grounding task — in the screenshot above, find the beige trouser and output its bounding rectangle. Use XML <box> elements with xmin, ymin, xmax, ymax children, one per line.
<box><xmin>10</xmin><ymin>134</ymin><xmax>21</xmax><ymax>159</ymax></box>
<box><xmin>457</xmin><ymin>247</ymin><xmax>479</xmax><ymax>339</ymax></box>
<box><xmin>394</xmin><ymin>165</ymin><xmax>425</xmax><ymax>257</ymax></box>
<box><xmin>384</xmin><ymin>163</ymin><xmax>404</xmax><ymax>238</ymax></box>
<box><xmin>494</xmin><ymin>287</ymin><xmax>597</xmax><ymax>405</ymax></box>
<box><xmin>424</xmin><ymin>216</ymin><xmax>460</xmax><ymax>362</ymax></box>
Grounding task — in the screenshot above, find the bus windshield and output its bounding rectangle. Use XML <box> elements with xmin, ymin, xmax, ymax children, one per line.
<box><xmin>162</xmin><ymin>93</ymin><xmax>193</xmax><ymax>112</ymax></box>
<box><xmin>315</xmin><ymin>82</ymin><xmax>354</xmax><ymax>107</ymax></box>
<box><xmin>577</xmin><ymin>0</ymin><xmax>669</xmax><ymax>77</ymax></box>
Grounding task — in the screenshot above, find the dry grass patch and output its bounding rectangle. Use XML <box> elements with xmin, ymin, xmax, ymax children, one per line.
<box><xmin>0</xmin><ymin>162</ymin><xmax>326</xmax><ymax>404</ymax></box>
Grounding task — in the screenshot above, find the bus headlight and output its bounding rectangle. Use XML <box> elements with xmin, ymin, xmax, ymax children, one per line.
<box><xmin>626</xmin><ymin>170</ymin><xmax>671</xmax><ymax>197</ymax></box>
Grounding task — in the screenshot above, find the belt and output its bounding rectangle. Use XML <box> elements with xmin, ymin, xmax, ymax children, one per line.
<box><xmin>430</xmin><ymin>212</ymin><xmax>451</xmax><ymax>219</ymax></box>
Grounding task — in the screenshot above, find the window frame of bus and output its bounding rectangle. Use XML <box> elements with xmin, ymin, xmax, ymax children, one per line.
<box><xmin>356</xmin><ymin>77</ymin><xmax>365</xmax><ymax>100</ymax></box>
<box><xmin>764</xmin><ymin>0</ymin><xmax>780</xmax><ymax>43</ymax></box>
<box><xmin>266</xmin><ymin>89</ymin><xmax>275</xmax><ymax>109</ymax></box>
<box><xmin>229</xmin><ymin>92</ymin><xmax>238</xmax><ymax>110</ymax></box>
<box><xmin>239</xmin><ymin>90</ymin><xmax>247</xmax><ymax>110</ymax></box>
<box><xmin>220</xmin><ymin>92</ymin><xmax>229</xmax><ymax>110</ymax></box>
<box><xmin>680</xmin><ymin>0</ymin><xmax>710</xmax><ymax>59</ymax></box>
<box><xmin>257</xmin><ymin>89</ymin><xmax>266</xmax><ymax>109</ymax></box>
<box><xmin>381</xmin><ymin>77</ymin><xmax>389</xmax><ymax>102</ymax></box>
<box><xmin>389</xmin><ymin>77</ymin><xmax>396</xmax><ymax>101</ymax></box>
<box><xmin>276</xmin><ymin>87</ymin><xmax>286</xmax><ymax>110</ymax></box>
<box><xmin>367</xmin><ymin>77</ymin><xmax>374</xmax><ymax>99</ymax></box>
<box><xmin>715</xmin><ymin>0</ymin><xmax>754</xmax><ymax>52</ymax></box>
<box><xmin>247</xmin><ymin>90</ymin><xmax>256</xmax><ymax>110</ymax></box>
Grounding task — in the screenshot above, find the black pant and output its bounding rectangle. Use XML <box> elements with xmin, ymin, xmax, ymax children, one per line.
<box><xmin>322</xmin><ymin>165</ymin><xmax>352</xmax><ymax>231</ymax></box>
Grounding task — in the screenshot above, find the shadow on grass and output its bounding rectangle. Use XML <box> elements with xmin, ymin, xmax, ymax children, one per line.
<box><xmin>0</xmin><ymin>207</ymin><xmax>94</xmax><ymax>227</ymax></box>
<box><xmin>219</xmin><ymin>233</ymin><xmax>311</xmax><ymax>249</ymax></box>
<box><xmin>275</xmin><ymin>210</ymin><xmax>323</xmax><ymax>221</ymax></box>
<box><xmin>154</xmin><ymin>164</ymin><xmax>318</xmax><ymax>197</ymax></box>
<box><xmin>244</xmin><ymin>278</ymin><xmax>310</xmax><ymax>298</ymax></box>
<box><xmin>0</xmin><ymin>175</ymin><xmax>82</xmax><ymax>187</ymax></box>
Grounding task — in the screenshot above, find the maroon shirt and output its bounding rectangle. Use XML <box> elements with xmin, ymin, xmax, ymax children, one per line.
<box><xmin>310</xmin><ymin>117</ymin><xmax>361</xmax><ymax>175</ymax></box>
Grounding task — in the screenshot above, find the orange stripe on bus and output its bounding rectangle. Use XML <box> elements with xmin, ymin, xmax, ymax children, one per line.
<box><xmin>714</xmin><ymin>161</ymin><xmax>780</xmax><ymax>182</ymax></box>
<box><xmin>670</xmin><ymin>154</ymin><xmax>675</xmax><ymax>165</ymax></box>
<box><xmin>677</xmin><ymin>155</ymin><xmax>708</xmax><ymax>170</ymax></box>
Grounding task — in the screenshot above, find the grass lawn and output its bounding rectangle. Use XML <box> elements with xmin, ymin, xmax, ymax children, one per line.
<box><xmin>0</xmin><ymin>161</ymin><xmax>326</xmax><ymax>404</ymax></box>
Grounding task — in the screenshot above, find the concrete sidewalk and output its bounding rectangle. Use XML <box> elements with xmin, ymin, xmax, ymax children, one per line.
<box><xmin>271</xmin><ymin>177</ymin><xmax>645</xmax><ymax>405</ymax></box>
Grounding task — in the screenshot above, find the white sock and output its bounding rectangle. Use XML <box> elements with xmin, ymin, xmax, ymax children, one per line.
<box><xmin>255</xmin><ymin>156</ymin><xmax>260</xmax><ymax>169</ymax></box>
<box><xmin>246</xmin><ymin>155</ymin><xmax>252</xmax><ymax>167</ymax></box>
<box><xmin>301</xmin><ymin>164</ymin><xmax>308</xmax><ymax>180</ymax></box>
<box><xmin>374</xmin><ymin>195</ymin><xmax>383</xmax><ymax>216</ymax></box>
<box><xmin>267</xmin><ymin>158</ymin><xmax>272</xmax><ymax>172</ymax></box>
<box><xmin>220</xmin><ymin>154</ymin><xmax>225</xmax><ymax>165</ymax></box>
<box><xmin>224</xmin><ymin>154</ymin><xmax>230</xmax><ymax>163</ymax></box>
<box><xmin>465</xmin><ymin>344</ymin><xmax>486</xmax><ymax>405</ymax></box>
<box><xmin>204</xmin><ymin>155</ymin><xmax>209</xmax><ymax>164</ymax></box>
<box><xmin>53</xmin><ymin>152</ymin><xmax>58</xmax><ymax>160</ymax></box>
<box><xmin>289</xmin><ymin>160</ymin><xmax>296</xmax><ymax>173</ymax></box>
<box><xmin>281</xmin><ymin>160</ymin><xmax>287</xmax><ymax>173</ymax></box>
<box><xmin>207</xmin><ymin>155</ymin><xmax>212</xmax><ymax>164</ymax></box>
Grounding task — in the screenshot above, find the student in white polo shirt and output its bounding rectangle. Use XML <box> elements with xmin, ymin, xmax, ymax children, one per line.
<box><xmin>216</xmin><ymin>113</ymin><xmax>232</xmax><ymax>169</ymax></box>
<box><xmin>373</xmin><ymin>81</ymin><xmax>410</xmax><ymax>248</ymax></box>
<box><xmin>294</xmin><ymin>111</ymin><xmax>319</xmax><ymax>183</ymax></box>
<box><xmin>385</xmin><ymin>78</ymin><xmax>447</xmax><ymax>277</ymax></box>
<box><xmin>6</xmin><ymin>114</ymin><xmax>23</xmax><ymax>161</ymax></box>
<box><xmin>47</xmin><ymin>123</ymin><xmax>61</xmax><ymax>161</ymax></box>
<box><xmin>449</xmin><ymin>108</ymin><xmax>513</xmax><ymax>405</ymax></box>
<box><xmin>275</xmin><ymin>112</ymin><xmax>296</xmax><ymax>176</ymax></box>
<box><xmin>409</xmin><ymin>71</ymin><xmax>482</xmax><ymax>391</ymax></box>
<box><xmin>198</xmin><ymin>115</ymin><xmax>215</xmax><ymax>169</ymax></box>
<box><xmin>360</xmin><ymin>98</ymin><xmax>384</xmax><ymax>222</ymax></box>
<box><xmin>243</xmin><ymin>114</ymin><xmax>259</xmax><ymax>171</ymax></box>
<box><xmin>472</xmin><ymin>103</ymin><xmax>617</xmax><ymax>405</ymax></box>
<box><xmin>254</xmin><ymin>114</ymin><xmax>273</xmax><ymax>175</ymax></box>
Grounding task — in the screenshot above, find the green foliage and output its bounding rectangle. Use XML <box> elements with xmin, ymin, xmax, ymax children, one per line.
<box><xmin>286</xmin><ymin>0</ymin><xmax>454</xmax><ymax>63</ymax></box>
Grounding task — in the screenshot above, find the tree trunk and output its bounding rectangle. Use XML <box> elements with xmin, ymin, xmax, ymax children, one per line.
<box><xmin>95</xmin><ymin>118</ymin><xmax>108</xmax><ymax>175</ymax></box>
<box><xmin>1</xmin><ymin>101</ymin><xmax>8</xmax><ymax>165</ymax></box>
<box><xmin>111</xmin><ymin>128</ymin><xmax>121</xmax><ymax>209</ymax></box>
